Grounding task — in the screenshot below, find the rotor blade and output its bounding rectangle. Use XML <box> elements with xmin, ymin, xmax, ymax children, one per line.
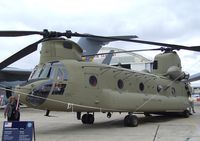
<box><xmin>187</xmin><ymin>73</ymin><xmax>200</xmax><ymax>82</ymax></box>
<box><xmin>0</xmin><ymin>31</ymin><xmax>44</xmax><ymax>37</ymax></box>
<box><xmin>0</xmin><ymin>38</ymin><xmax>44</xmax><ymax>70</ymax></box>
<box><xmin>83</xmin><ymin>48</ymin><xmax>162</xmax><ymax>57</ymax></box>
<box><xmin>3</xmin><ymin>30</ymin><xmax>200</xmax><ymax>52</ymax></box>
<box><xmin>67</xmin><ymin>31</ymin><xmax>200</xmax><ymax>52</ymax></box>
<box><xmin>86</xmin><ymin>35</ymin><xmax>138</xmax><ymax>42</ymax></box>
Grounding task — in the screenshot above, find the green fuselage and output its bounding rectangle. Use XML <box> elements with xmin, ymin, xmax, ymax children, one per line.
<box><xmin>16</xmin><ymin>59</ymin><xmax>189</xmax><ymax>113</ymax></box>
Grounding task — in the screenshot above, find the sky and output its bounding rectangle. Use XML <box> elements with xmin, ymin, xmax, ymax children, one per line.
<box><xmin>0</xmin><ymin>0</ymin><xmax>200</xmax><ymax>85</ymax></box>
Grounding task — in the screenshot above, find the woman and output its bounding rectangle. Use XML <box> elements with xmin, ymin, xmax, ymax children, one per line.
<box><xmin>4</xmin><ymin>96</ymin><xmax>20</xmax><ymax>121</ymax></box>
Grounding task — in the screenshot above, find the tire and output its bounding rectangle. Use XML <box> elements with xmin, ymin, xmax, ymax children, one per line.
<box><xmin>81</xmin><ymin>114</ymin><xmax>94</xmax><ymax>124</ymax></box>
<box><xmin>81</xmin><ymin>114</ymin><xmax>88</xmax><ymax>124</ymax></box>
<box><xmin>124</xmin><ymin>115</ymin><xmax>138</xmax><ymax>127</ymax></box>
<box><xmin>124</xmin><ymin>115</ymin><xmax>130</xmax><ymax>127</ymax></box>
<box><xmin>183</xmin><ymin>110</ymin><xmax>190</xmax><ymax>118</ymax></box>
<box><xmin>88</xmin><ymin>114</ymin><xmax>94</xmax><ymax>124</ymax></box>
<box><xmin>129</xmin><ymin>115</ymin><xmax>138</xmax><ymax>127</ymax></box>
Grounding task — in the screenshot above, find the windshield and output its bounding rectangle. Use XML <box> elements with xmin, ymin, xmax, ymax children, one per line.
<box><xmin>29</xmin><ymin>62</ymin><xmax>68</xmax><ymax>80</ymax></box>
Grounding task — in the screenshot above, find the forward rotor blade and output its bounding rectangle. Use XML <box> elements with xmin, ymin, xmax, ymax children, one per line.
<box><xmin>83</xmin><ymin>48</ymin><xmax>162</xmax><ymax>57</ymax></box>
<box><xmin>2</xmin><ymin>30</ymin><xmax>200</xmax><ymax>52</ymax></box>
<box><xmin>0</xmin><ymin>31</ymin><xmax>43</xmax><ymax>37</ymax></box>
<box><xmin>0</xmin><ymin>38</ymin><xmax>44</xmax><ymax>70</ymax></box>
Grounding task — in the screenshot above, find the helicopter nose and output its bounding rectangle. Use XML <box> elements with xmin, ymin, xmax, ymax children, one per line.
<box><xmin>26</xmin><ymin>82</ymin><xmax>52</xmax><ymax>106</ymax></box>
<box><xmin>15</xmin><ymin>80</ymin><xmax>53</xmax><ymax>107</ymax></box>
<box><xmin>14</xmin><ymin>86</ymin><xmax>32</xmax><ymax>106</ymax></box>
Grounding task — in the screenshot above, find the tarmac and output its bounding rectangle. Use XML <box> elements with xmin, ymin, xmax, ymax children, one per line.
<box><xmin>0</xmin><ymin>104</ymin><xmax>200</xmax><ymax>141</ymax></box>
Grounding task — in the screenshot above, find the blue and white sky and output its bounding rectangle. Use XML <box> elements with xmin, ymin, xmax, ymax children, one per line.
<box><xmin>0</xmin><ymin>0</ymin><xmax>200</xmax><ymax>85</ymax></box>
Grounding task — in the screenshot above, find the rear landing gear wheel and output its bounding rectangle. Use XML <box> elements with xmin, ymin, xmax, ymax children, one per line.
<box><xmin>182</xmin><ymin>110</ymin><xmax>190</xmax><ymax>118</ymax></box>
<box><xmin>81</xmin><ymin>114</ymin><xmax>94</xmax><ymax>124</ymax></box>
<box><xmin>124</xmin><ymin>115</ymin><xmax>138</xmax><ymax>127</ymax></box>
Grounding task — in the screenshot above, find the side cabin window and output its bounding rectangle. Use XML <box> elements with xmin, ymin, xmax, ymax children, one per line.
<box><xmin>52</xmin><ymin>83</ymin><xmax>66</xmax><ymax>95</ymax></box>
<box><xmin>89</xmin><ymin>75</ymin><xmax>98</xmax><ymax>87</ymax></box>
<box><xmin>84</xmin><ymin>73</ymin><xmax>99</xmax><ymax>88</ymax></box>
<box><xmin>117</xmin><ymin>79</ymin><xmax>124</xmax><ymax>89</ymax></box>
<box><xmin>139</xmin><ymin>82</ymin><xmax>144</xmax><ymax>92</ymax></box>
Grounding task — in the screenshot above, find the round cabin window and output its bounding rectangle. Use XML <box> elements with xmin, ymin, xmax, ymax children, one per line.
<box><xmin>139</xmin><ymin>82</ymin><xmax>144</xmax><ymax>91</ymax></box>
<box><xmin>117</xmin><ymin>79</ymin><xmax>124</xmax><ymax>89</ymax></box>
<box><xmin>89</xmin><ymin>75</ymin><xmax>97</xmax><ymax>87</ymax></box>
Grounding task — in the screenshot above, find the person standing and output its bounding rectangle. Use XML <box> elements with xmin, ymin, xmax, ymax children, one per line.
<box><xmin>4</xmin><ymin>96</ymin><xmax>20</xmax><ymax>121</ymax></box>
<box><xmin>188</xmin><ymin>95</ymin><xmax>196</xmax><ymax>114</ymax></box>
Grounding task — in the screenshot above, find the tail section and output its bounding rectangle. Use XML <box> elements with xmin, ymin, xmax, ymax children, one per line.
<box><xmin>78</xmin><ymin>35</ymin><xmax>138</xmax><ymax>56</ymax></box>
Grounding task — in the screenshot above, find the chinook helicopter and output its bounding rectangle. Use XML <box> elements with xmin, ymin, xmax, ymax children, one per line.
<box><xmin>0</xmin><ymin>30</ymin><xmax>200</xmax><ymax>127</ymax></box>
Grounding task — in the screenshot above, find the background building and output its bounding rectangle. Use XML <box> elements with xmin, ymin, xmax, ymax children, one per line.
<box><xmin>94</xmin><ymin>47</ymin><xmax>153</xmax><ymax>71</ymax></box>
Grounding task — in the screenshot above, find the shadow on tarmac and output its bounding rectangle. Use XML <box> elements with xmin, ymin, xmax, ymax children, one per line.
<box><xmin>38</xmin><ymin>114</ymin><xmax>182</xmax><ymax>134</ymax></box>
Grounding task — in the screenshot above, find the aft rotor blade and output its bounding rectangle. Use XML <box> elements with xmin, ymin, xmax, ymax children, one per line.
<box><xmin>0</xmin><ymin>38</ymin><xmax>43</xmax><ymax>70</ymax></box>
<box><xmin>0</xmin><ymin>31</ymin><xmax>44</xmax><ymax>37</ymax></box>
<box><xmin>68</xmin><ymin>31</ymin><xmax>200</xmax><ymax>52</ymax></box>
<box><xmin>187</xmin><ymin>73</ymin><xmax>200</xmax><ymax>82</ymax></box>
<box><xmin>83</xmin><ymin>48</ymin><xmax>162</xmax><ymax>57</ymax></box>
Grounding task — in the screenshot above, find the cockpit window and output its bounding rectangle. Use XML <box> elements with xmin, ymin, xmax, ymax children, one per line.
<box><xmin>56</xmin><ymin>68</ymin><xmax>63</xmax><ymax>80</ymax></box>
<box><xmin>39</xmin><ymin>63</ymin><xmax>51</xmax><ymax>78</ymax></box>
<box><xmin>29</xmin><ymin>62</ymin><xmax>68</xmax><ymax>81</ymax></box>
<box><xmin>29</xmin><ymin>66</ymin><xmax>43</xmax><ymax>80</ymax></box>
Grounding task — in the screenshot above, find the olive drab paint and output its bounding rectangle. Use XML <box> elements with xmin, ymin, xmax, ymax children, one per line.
<box><xmin>15</xmin><ymin>39</ymin><xmax>191</xmax><ymax>126</ymax></box>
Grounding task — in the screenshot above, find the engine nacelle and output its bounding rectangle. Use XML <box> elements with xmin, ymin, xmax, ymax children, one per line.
<box><xmin>152</xmin><ymin>51</ymin><xmax>181</xmax><ymax>75</ymax></box>
<box><xmin>166</xmin><ymin>66</ymin><xmax>187</xmax><ymax>80</ymax></box>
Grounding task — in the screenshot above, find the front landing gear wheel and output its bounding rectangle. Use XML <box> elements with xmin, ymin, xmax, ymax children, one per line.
<box><xmin>81</xmin><ymin>114</ymin><xmax>95</xmax><ymax>124</ymax></box>
<box><xmin>182</xmin><ymin>110</ymin><xmax>190</xmax><ymax>118</ymax></box>
<box><xmin>124</xmin><ymin>115</ymin><xmax>138</xmax><ymax>127</ymax></box>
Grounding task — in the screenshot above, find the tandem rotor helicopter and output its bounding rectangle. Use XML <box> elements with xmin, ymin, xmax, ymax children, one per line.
<box><xmin>0</xmin><ymin>29</ymin><xmax>200</xmax><ymax>127</ymax></box>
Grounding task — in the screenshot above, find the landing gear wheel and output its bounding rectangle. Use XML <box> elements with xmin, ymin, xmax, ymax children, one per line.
<box><xmin>124</xmin><ymin>115</ymin><xmax>138</xmax><ymax>127</ymax></box>
<box><xmin>81</xmin><ymin>114</ymin><xmax>88</xmax><ymax>124</ymax></box>
<box><xmin>182</xmin><ymin>110</ymin><xmax>190</xmax><ymax>118</ymax></box>
<box><xmin>87</xmin><ymin>114</ymin><xmax>94</xmax><ymax>124</ymax></box>
<box><xmin>81</xmin><ymin>114</ymin><xmax>95</xmax><ymax>124</ymax></box>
